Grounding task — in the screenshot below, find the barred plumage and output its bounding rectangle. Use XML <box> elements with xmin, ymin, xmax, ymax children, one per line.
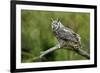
<box><xmin>51</xmin><ymin>19</ymin><xmax>81</xmax><ymax>50</ymax></box>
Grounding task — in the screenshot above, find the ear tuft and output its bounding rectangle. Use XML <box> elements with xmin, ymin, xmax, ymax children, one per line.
<box><xmin>57</xmin><ymin>18</ymin><xmax>60</xmax><ymax>22</ymax></box>
<box><xmin>51</xmin><ymin>18</ymin><xmax>54</xmax><ymax>22</ymax></box>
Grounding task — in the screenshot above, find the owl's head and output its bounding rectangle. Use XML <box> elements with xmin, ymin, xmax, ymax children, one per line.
<box><xmin>51</xmin><ymin>18</ymin><xmax>62</xmax><ymax>31</ymax></box>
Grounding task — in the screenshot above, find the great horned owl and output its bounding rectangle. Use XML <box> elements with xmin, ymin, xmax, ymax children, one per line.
<box><xmin>51</xmin><ymin>18</ymin><xmax>81</xmax><ymax>50</ymax></box>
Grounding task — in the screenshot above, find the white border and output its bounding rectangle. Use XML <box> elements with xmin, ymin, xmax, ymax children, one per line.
<box><xmin>16</xmin><ymin>4</ymin><xmax>94</xmax><ymax>69</ymax></box>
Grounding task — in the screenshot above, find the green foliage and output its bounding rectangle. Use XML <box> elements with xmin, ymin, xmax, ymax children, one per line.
<box><xmin>21</xmin><ymin>10</ymin><xmax>90</xmax><ymax>63</ymax></box>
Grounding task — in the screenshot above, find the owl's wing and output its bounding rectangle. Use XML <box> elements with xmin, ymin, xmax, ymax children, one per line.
<box><xmin>56</xmin><ymin>28</ymin><xmax>79</xmax><ymax>42</ymax></box>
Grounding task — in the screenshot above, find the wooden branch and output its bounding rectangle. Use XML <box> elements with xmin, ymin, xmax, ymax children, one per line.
<box><xmin>40</xmin><ymin>44</ymin><xmax>60</xmax><ymax>58</ymax></box>
<box><xmin>32</xmin><ymin>44</ymin><xmax>60</xmax><ymax>61</ymax></box>
<box><xmin>32</xmin><ymin>44</ymin><xmax>90</xmax><ymax>61</ymax></box>
<box><xmin>74</xmin><ymin>48</ymin><xmax>90</xmax><ymax>59</ymax></box>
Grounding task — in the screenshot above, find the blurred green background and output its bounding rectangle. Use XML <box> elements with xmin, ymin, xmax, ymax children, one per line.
<box><xmin>21</xmin><ymin>10</ymin><xmax>90</xmax><ymax>63</ymax></box>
